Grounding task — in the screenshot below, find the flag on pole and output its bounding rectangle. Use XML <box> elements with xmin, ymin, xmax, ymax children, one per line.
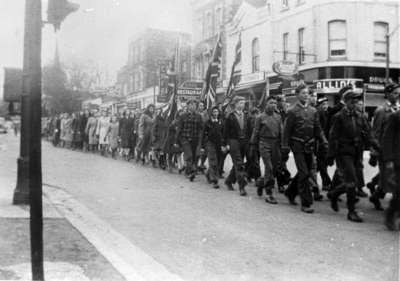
<box><xmin>201</xmin><ymin>32</ymin><xmax>223</xmax><ymax>108</ymax></box>
<box><xmin>225</xmin><ymin>32</ymin><xmax>242</xmax><ymax>102</ymax></box>
<box><xmin>257</xmin><ymin>77</ymin><xmax>270</xmax><ymax>109</ymax></box>
<box><xmin>164</xmin><ymin>37</ymin><xmax>180</xmax><ymax>122</ymax></box>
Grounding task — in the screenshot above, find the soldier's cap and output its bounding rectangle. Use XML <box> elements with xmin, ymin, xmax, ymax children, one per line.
<box><xmin>317</xmin><ymin>96</ymin><xmax>328</xmax><ymax>106</ymax></box>
<box><xmin>232</xmin><ymin>96</ymin><xmax>245</xmax><ymax>104</ymax></box>
<box><xmin>338</xmin><ymin>85</ymin><xmax>354</xmax><ymax>99</ymax></box>
<box><xmin>343</xmin><ymin>90</ymin><xmax>362</xmax><ymax>102</ymax></box>
<box><xmin>384</xmin><ymin>83</ymin><xmax>400</xmax><ymax>94</ymax></box>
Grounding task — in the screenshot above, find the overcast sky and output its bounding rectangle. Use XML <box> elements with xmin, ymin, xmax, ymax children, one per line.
<box><xmin>0</xmin><ymin>0</ymin><xmax>192</xmax><ymax>97</ymax></box>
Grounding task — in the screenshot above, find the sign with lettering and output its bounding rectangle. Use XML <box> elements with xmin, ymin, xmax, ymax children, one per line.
<box><xmin>177</xmin><ymin>88</ymin><xmax>202</xmax><ymax>98</ymax></box>
<box><xmin>314</xmin><ymin>79</ymin><xmax>363</xmax><ymax>94</ymax></box>
<box><xmin>238</xmin><ymin>71</ymin><xmax>266</xmax><ymax>86</ymax></box>
<box><xmin>272</xmin><ymin>60</ymin><xmax>299</xmax><ymax>77</ymax></box>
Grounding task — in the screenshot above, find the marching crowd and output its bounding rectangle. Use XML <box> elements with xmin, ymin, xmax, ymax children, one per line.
<box><xmin>43</xmin><ymin>83</ymin><xmax>400</xmax><ymax>231</ymax></box>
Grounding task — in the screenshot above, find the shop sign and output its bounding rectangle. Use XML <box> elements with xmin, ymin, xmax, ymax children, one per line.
<box><xmin>272</xmin><ymin>60</ymin><xmax>299</xmax><ymax>77</ymax></box>
<box><xmin>314</xmin><ymin>79</ymin><xmax>363</xmax><ymax>94</ymax></box>
<box><xmin>177</xmin><ymin>88</ymin><xmax>202</xmax><ymax>98</ymax></box>
<box><xmin>238</xmin><ymin>71</ymin><xmax>266</xmax><ymax>86</ymax></box>
<box><xmin>365</xmin><ymin>83</ymin><xmax>385</xmax><ymax>93</ymax></box>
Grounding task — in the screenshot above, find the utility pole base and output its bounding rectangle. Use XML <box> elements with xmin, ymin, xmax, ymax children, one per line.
<box><xmin>12</xmin><ymin>157</ymin><xmax>30</xmax><ymax>205</ymax></box>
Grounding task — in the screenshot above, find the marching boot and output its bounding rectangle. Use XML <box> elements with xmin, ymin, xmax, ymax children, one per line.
<box><xmin>347</xmin><ymin>211</ymin><xmax>363</xmax><ymax>223</ymax></box>
<box><xmin>327</xmin><ymin>184</ymin><xmax>346</xmax><ymax>212</ymax></box>
<box><xmin>225</xmin><ymin>180</ymin><xmax>235</xmax><ymax>191</ymax></box>
<box><xmin>239</xmin><ymin>181</ymin><xmax>247</xmax><ymax>196</ymax></box>
<box><xmin>301</xmin><ymin>206</ymin><xmax>314</xmax><ymax>214</ymax></box>
<box><xmin>369</xmin><ymin>193</ymin><xmax>384</xmax><ymax>211</ymax></box>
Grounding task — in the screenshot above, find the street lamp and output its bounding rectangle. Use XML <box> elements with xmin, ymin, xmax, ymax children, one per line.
<box><xmin>385</xmin><ymin>24</ymin><xmax>400</xmax><ymax>85</ymax></box>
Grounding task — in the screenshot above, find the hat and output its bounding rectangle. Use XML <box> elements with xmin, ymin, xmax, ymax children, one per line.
<box><xmin>384</xmin><ymin>83</ymin><xmax>400</xmax><ymax>94</ymax></box>
<box><xmin>338</xmin><ymin>85</ymin><xmax>353</xmax><ymax>99</ymax></box>
<box><xmin>343</xmin><ymin>90</ymin><xmax>362</xmax><ymax>102</ymax></box>
<box><xmin>317</xmin><ymin>96</ymin><xmax>328</xmax><ymax>106</ymax></box>
<box><xmin>232</xmin><ymin>96</ymin><xmax>245</xmax><ymax>104</ymax></box>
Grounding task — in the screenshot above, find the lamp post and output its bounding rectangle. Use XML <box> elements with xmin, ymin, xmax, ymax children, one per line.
<box><xmin>385</xmin><ymin>24</ymin><xmax>400</xmax><ymax>85</ymax></box>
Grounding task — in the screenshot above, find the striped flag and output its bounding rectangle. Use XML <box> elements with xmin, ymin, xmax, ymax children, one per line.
<box><xmin>201</xmin><ymin>32</ymin><xmax>223</xmax><ymax>108</ymax></box>
<box><xmin>225</xmin><ymin>32</ymin><xmax>242</xmax><ymax>102</ymax></box>
<box><xmin>164</xmin><ymin>38</ymin><xmax>180</xmax><ymax>122</ymax></box>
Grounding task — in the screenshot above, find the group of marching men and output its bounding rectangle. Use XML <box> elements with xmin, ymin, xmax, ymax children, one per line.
<box><xmin>44</xmin><ymin>82</ymin><xmax>400</xmax><ymax>231</ymax></box>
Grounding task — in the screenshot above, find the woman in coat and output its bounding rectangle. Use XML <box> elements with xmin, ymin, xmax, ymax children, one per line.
<box><xmin>119</xmin><ymin>111</ymin><xmax>130</xmax><ymax>160</ymax></box>
<box><xmin>163</xmin><ymin>110</ymin><xmax>184</xmax><ymax>173</ymax></box>
<box><xmin>85</xmin><ymin>111</ymin><xmax>99</xmax><ymax>152</ymax></box>
<box><xmin>137</xmin><ymin>104</ymin><xmax>155</xmax><ymax>164</ymax></box>
<box><xmin>63</xmin><ymin>113</ymin><xmax>73</xmax><ymax>149</ymax></box>
<box><xmin>96</xmin><ymin>111</ymin><xmax>111</xmax><ymax>156</ymax></box>
<box><xmin>152</xmin><ymin>109</ymin><xmax>168</xmax><ymax>169</ymax></box>
<box><xmin>71</xmin><ymin>112</ymin><xmax>82</xmax><ymax>150</ymax></box>
<box><xmin>107</xmin><ymin>115</ymin><xmax>120</xmax><ymax>159</ymax></box>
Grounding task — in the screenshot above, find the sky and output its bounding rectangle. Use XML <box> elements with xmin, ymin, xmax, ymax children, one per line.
<box><xmin>0</xmin><ymin>0</ymin><xmax>192</xmax><ymax>98</ymax></box>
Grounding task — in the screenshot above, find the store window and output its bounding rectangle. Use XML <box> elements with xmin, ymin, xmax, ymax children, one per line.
<box><xmin>374</xmin><ymin>22</ymin><xmax>388</xmax><ymax>58</ymax></box>
<box><xmin>298</xmin><ymin>28</ymin><xmax>305</xmax><ymax>64</ymax></box>
<box><xmin>252</xmin><ymin>38</ymin><xmax>260</xmax><ymax>73</ymax></box>
<box><xmin>283</xmin><ymin>33</ymin><xmax>289</xmax><ymax>60</ymax></box>
<box><xmin>328</xmin><ymin>20</ymin><xmax>347</xmax><ymax>58</ymax></box>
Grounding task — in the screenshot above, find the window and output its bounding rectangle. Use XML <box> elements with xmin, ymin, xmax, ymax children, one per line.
<box><xmin>374</xmin><ymin>22</ymin><xmax>388</xmax><ymax>58</ymax></box>
<box><xmin>328</xmin><ymin>20</ymin><xmax>347</xmax><ymax>57</ymax></box>
<box><xmin>215</xmin><ymin>7</ymin><xmax>223</xmax><ymax>33</ymax></box>
<box><xmin>283</xmin><ymin>33</ymin><xmax>289</xmax><ymax>60</ymax></box>
<box><xmin>298</xmin><ymin>28</ymin><xmax>305</xmax><ymax>64</ymax></box>
<box><xmin>282</xmin><ymin>0</ymin><xmax>289</xmax><ymax>9</ymax></box>
<box><xmin>252</xmin><ymin>38</ymin><xmax>260</xmax><ymax>73</ymax></box>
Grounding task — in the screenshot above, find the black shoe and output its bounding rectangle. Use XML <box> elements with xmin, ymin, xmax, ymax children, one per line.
<box><xmin>225</xmin><ymin>181</ymin><xmax>235</xmax><ymax>191</ymax></box>
<box><xmin>347</xmin><ymin>211</ymin><xmax>363</xmax><ymax>223</ymax></box>
<box><xmin>366</xmin><ymin>182</ymin><xmax>376</xmax><ymax>195</ymax></box>
<box><xmin>239</xmin><ymin>188</ymin><xmax>247</xmax><ymax>197</ymax></box>
<box><xmin>189</xmin><ymin>174</ymin><xmax>196</xmax><ymax>182</ymax></box>
<box><xmin>284</xmin><ymin>190</ymin><xmax>297</xmax><ymax>205</ymax></box>
<box><xmin>278</xmin><ymin>186</ymin><xmax>285</xmax><ymax>193</ymax></box>
<box><xmin>213</xmin><ymin>183</ymin><xmax>220</xmax><ymax>189</ymax></box>
<box><xmin>314</xmin><ymin>193</ymin><xmax>324</xmax><ymax>201</ymax></box>
<box><xmin>327</xmin><ymin>192</ymin><xmax>339</xmax><ymax>212</ymax></box>
<box><xmin>356</xmin><ymin>189</ymin><xmax>368</xmax><ymax>198</ymax></box>
<box><xmin>265</xmin><ymin>195</ymin><xmax>278</xmax><ymax>205</ymax></box>
<box><xmin>369</xmin><ymin>196</ymin><xmax>384</xmax><ymax>211</ymax></box>
<box><xmin>301</xmin><ymin>206</ymin><xmax>314</xmax><ymax>214</ymax></box>
<box><xmin>178</xmin><ymin>168</ymin><xmax>185</xmax><ymax>174</ymax></box>
<box><xmin>384</xmin><ymin>210</ymin><xmax>400</xmax><ymax>231</ymax></box>
<box><xmin>257</xmin><ymin>186</ymin><xmax>263</xmax><ymax>197</ymax></box>
<box><xmin>205</xmin><ymin>173</ymin><xmax>212</xmax><ymax>184</ymax></box>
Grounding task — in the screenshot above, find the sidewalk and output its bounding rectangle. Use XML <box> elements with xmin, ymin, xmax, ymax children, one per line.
<box><xmin>0</xmin><ymin>134</ymin><xmax>126</xmax><ymax>281</ymax></box>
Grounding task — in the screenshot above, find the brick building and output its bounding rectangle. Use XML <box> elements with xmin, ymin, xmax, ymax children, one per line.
<box><xmin>117</xmin><ymin>28</ymin><xmax>191</xmax><ymax>109</ymax></box>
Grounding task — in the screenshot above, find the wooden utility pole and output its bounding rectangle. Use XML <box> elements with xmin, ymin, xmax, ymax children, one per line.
<box><xmin>25</xmin><ymin>0</ymin><xmax>44</xmax><ymax>280</ymax></box>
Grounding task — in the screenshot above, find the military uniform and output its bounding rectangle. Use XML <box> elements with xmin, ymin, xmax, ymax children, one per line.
<box><xmin>381</xmin><ymin>110</ymin><xmax>400</xmax><ymax>230</ymax></box>
<box><xmin>251</xmin><ymin>111</ymin><xmax>283</xmax><ymax>203</ymax></box>
<box><xmin>283</xmin><ymin>101</ymin><xmax>327</xmax><ymax>211</ymax></box>
<box><xmin>327</xmin><ymin>103</ymin><xmax>378</xmax><ymax>222</ymax></box>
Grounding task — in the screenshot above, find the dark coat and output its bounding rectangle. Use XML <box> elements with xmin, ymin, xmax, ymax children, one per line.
<box><xmin>152</xmin><ymin>115</ymin><xmax>168</xmax><ymax>150</ymax></box>
<box><xmin>283</xmin><ymin>102</ymin><xmax>326</xmax><ymax>153</ymax></box>
<box><xmin>223</xmin><ymin>111</ymin><xmax>252</xmax><ymax>145</ymax></box>
<box><xmin>328</xmin><ymin>107</ymin><xmax>377</xmax><ymax>158</ymax></box>
<box><xmin>202</xmin><ymin>118</ymin><xmax>224</xmax><ymax>148</ymax></box>
<box><xmin>119</xmin><ymin>117</ymin><xmax>130</xmax><ymax>148</ymax></box>
<box><xmin>163</xmin><ymin>119</ymin><xmax>181</xmax><ymax>154</ymax></box>
<box><xmin>382</xmin><ymin>111</ymin><xmax>400</xmax><ymax>165</ymax></box>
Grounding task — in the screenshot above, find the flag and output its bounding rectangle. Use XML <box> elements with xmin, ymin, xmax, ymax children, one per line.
<box><xmin>201</xmin><ymin>32</ymin><xmax>223</xmax><ymax>108</ymax></box>
<box><xmin>225</xmin><ymin>33</ymin><xmax>242</xmax><ymax>102</ymax></box>
<box><xmin>257</xmin><ymin>78</ymin><xmax>270</xmax><ymax>109</ymax></box>
<box><xmin>164</xmin><ymin>37</ymin><xmax>180</xmax><ymax>122</ymax></box>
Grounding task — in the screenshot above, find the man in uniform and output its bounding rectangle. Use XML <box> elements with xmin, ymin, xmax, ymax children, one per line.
<box><xmin>381</xmin><ymin>90</ymin><xmax>400</xmax><ymax>230</ymax></box>
<box><xmin>175</xmin><ymin>100</ymin><xmax>203</xmax><ymax>181</ymax></box>
<box><xmin>369</xmin><ymin>83</ymin><xmax>400</xmax><ymax>210</ymax></box>
<box><xmin>327</xmin><ymin>86</ymin><xmax>379</xmax><ymax>223</ymax></box>
<box><xmin>251</xmin><ymin>96</ymin><xmax>282</xmax><ymax>204</ymax></box>
<box><xmin>223</xmin><ymin>96</ymin><xmax>252</xmax><ymax>196</ymax></box>
<box><xmin>283</xmin><ymin>84</ymin><xmax>327</xmax><ymax>214</ymax></box>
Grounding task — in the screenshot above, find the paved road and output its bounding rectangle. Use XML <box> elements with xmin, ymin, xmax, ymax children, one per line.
<box><xmin>1</xmin><ymin>133</ymin><xmax>399</xmax><ymax>281</ymax></box>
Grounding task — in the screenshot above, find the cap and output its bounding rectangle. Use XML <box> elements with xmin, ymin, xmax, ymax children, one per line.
<box><xmin>343</xmin><ymin>90</ymin><xmax>362</xmax><ymax>102</ymax></box>
<box><xmin>317</xmin><ymin>96</ymin><xmax>328</xmax><ymax>106</ymax></box>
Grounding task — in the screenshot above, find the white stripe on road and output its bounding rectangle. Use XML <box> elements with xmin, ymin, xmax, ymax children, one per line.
<box><xmin>43</xmin><ymin>184</ymin><xmax>185</xmax><ymax>281</ymax></box>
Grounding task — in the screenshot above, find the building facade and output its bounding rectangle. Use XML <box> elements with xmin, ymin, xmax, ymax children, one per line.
<box><xmin>191</xmin><ymin>0</ymin><xmax>242</xmax><ymax>83</ymax></box>
<box><xmin>224</xmin><ymin>0</ymin><xmax>400</xmax><ymax>109</ymax></box>
<box><xmin>117</xmin><ymin>28</ymin><xmax>192</xmax><ymax>110</ymax></box>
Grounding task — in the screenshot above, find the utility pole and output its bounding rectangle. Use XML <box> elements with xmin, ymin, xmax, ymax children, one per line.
<box><xmin>23</xmin><ymin>0</ymin><xmax>44</xmax><ymax>280</ymax></box>
<box><xmin>385</xmin><ymin>24</ymin><xmax>400</xmax><ymax>85</ymax></box>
